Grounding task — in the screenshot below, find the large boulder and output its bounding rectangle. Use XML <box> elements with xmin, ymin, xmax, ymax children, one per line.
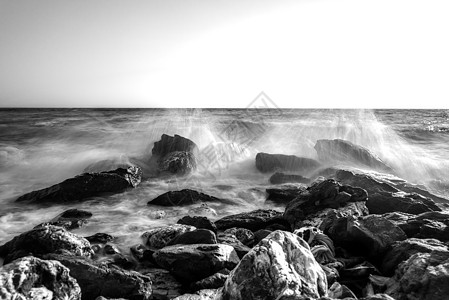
<box><xmin>314</xmin><ymin>139</ymin><xmax>392</xmax><ymax>172</ymax></box>
<box><xmin>177</xmin><ymin>216</ymin><xmax>217</xmax><ymax>233</ymax></box>
<box><xmin>167</xmin><ymin>229</ymin><xmax>217</xmax><ymax>246</ymax></box>
<box><xmin>152</xmin><ymin>134</ymin><xmax>198</xmax><ymax>158</ymax></box>
<box><xmin>142</xmin><ymin>224</ymin><xmax>196</xmax><ymax>249</ymax></box>
<box><xmin>269</xmin><ymin>172</ymin><xmax>311</xmax><ymax>184</ymax></box>
<box><xmin>16</xmin><ymin>166</ymin><xmax>142</xmax><ymax>203</ymax></box>
<box><xmin>148</xmin><ymin>189</ymin><xmax>222</xmax><ymax>206</ymax></box>
<box><xmin>367</xmin><ymin>192</ymin><xmax>441</xmax><ymax>215</ymax></box>
<box><xmin>0</xmin><ymin>256</ymin><xmax>81</xmax><ymax>300</ymax></box>
<box><xmin>158</xmin><ymin>151</ymin><xmax>196</xmax><ymax>175</ymax></box>
<box><xmin>215</xmin><ymin>209</ymin><xmax>289</xmax><ymax>231</ymax></box>
<box><xmin>255</xmin><ymin>152</ymin><xmax>321</xmax><ymax>173</ymax></box>
<box><xmin>0</xmin><ymin>225</ymin><xmax>93</xmax><ymax>264</ymax></box>
<box><xmin>35</xmin><ymin>209</ymin><xmax>93</xmax><ymax>230</ymax></box>
<box><xmin>45</xmin><ymin>254</ymin><xmax>152</xmax><ymax>300</ymax></box>
<box><xmin>221</xmin><ymin>230</ymin><xmax>328</xmax><ymax>300</ymax></box>
<box><xmin>153</xmin><ymin>244</ymin><xmax>240</xmax><ymax>283</ymax></box>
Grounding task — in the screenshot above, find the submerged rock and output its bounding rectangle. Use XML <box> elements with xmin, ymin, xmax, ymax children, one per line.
<box><xmin>16</xmin><ymin>166</ymin><xmax>142</xmax><ymax>203</ymax></box>
<box><xmin>0</xmin><ymin>256</ymin><xmax>81</xmax><ymax>300</ymax></box>
<box><xmin>269</xmin><ymin>172</ymin><xmax>311</xmax><ymax>184</ymax></box>
<box><xmin>143</xmin><ymin>224</ymin><xmax>196</xmax><ymax>249</ymax></box>
<box><xmin>215</xmin><ymin>209</ymin><xmax>289</xmax><ymax>231</ymax></box>
<box><xmin>148</xmin><ymin>189</ymin><xmax>222</xmax><ymax>206</ymax></box>
<box><xmin>255</xmin><ymin>152</ymin><xmax>321</xmax><ymax>173</ymax></box>
<box><xmin>221</xmin><ymin>230</ymin><xmax>328</xmax><ymax>300</ymax></box>
<box><xmin>35</xmin><ymin>208</ymin><xmax>93</xmax><ymax>230</ymax></box>
<box><xmin>0</xmin><ymin>225</ymin><xmax>93</xmax><ymax>264</ymax></box>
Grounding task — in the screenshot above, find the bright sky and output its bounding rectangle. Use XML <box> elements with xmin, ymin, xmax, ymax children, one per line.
<box><xmin>0</xmin><ymin>0</ymin><xmax>448</xmax><ymax>108</ymax></box>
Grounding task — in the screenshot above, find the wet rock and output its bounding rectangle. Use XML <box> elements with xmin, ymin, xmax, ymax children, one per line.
<box><xmin>168</xmin><ymin>229</ymin><xmax>217</xmax><ymax>246</ymax></box>
<box><xmin>158</xmin><ymin>151</ymin><xmax>196</xmax><ymax>175</ymax></box>
<box><xmin>153</xmin><ymin>244</ymin><xmax>239</xmax><ymax>283</ymax></box>
<box><xmin>266</xmin><ymin>185</ymin><xmax>307</xmax><ymax>204</ymax></box>
<box><xmin>188</xmin><ymin>204</ymin><xmax>218</xmax><ymax>217</ymax></box>
<box><xmin>223</xmin><ymin>227</ymin><xmax>255</xmax><ymax>246</ymax></box>
<box><xmin>367</xmin><ymin>192</ymin><xmax>441</xmax><ymax>215</ymax></box>
<box><xmin>0</xmin><ymin>225</ymin><xmax>93</xmax><ymax>264</ymax></box>
<box><xmin>253</xmin><ymin>229</ymin><xmax>272</xmax><ymax>244</ymax></box>
<box><xmin>387</xmin><ymin>251</ymin><xmax>449</xmax><ymax>300</ymax></box>
<box><xmin>143</xmin><ymin>268</ymin><xmax>183</xmax><ymax>300</ymax></box>
<box><xmin>255</xmin><ymin>152</ymin><xmax>321</xmax><ymax>173</ymax></box>
<box><xmin>148</xmin><ymin>189</ymin><xmax>221</xmax><ymax>207</ymax></box>
<box><xmin>35</xmin><ymin>208</ymin><xmax>93</xmax><ymax>230</ymax></box>
<box><xmin>215</xmin><ymin>209</ymin><xmax>289</xmax><ymax>231</ymax></box>
<box><xmin>314</xmin><ymin>139</ymin><xmax>392</xmax><ymax>172</ymax></box>
<box><xmin>328</xmin><ymin>282</ymin><xmax>357</xmax><ymax>299</ymax></box>
<box><xmin>172</xmin><ymin>289</ymin><xmax>219</xmax><ymax>300</ymax></box>
<box><xmin>269</xmin><ymin>172</ymin><xmax>311</xmax><ymax>184</ymax></box>
<box><xmin>16</xmin><ymin>166</ymin><xmax>142</xmax><ymax>203</ymax></box>
<box><xmin>221</xmin><ymin>230</ymin><xmax>328</xmax><ymax>300</ymax></box>
<box><xmin>382</xmin><ymin>238</ymin><xmax>449</xmax><ymax>276</ymax></box>
<box><xmin>177</xmin><ymin>216</ymin><xmax>217</xmax><ymax>233</ymax></box>
<box><xmin>360</xmin><ymin>294</ymin><xmax>396</xmax><ymax>300</ymax></box>
<box><xmin>217</xmin><ymin>233</ymin><xmax>251</xmax><ymax>259</ymax></box>
<box><xmin>190</xmin><ymin>272</ymin><xmax>228</xmax><ymax>291</ymax></box>
<box><xmin>130</xmin><ymin>244</ymin><xmax>156</xmax><ymax>265</ymax></box>
<box><xmin>143</xmin><ymin>224</ymin><xmax>196</xmax><ymax>249</ymax></box>
<box><xmin>0</xmin><ymin>256</ymin><xmax>81</xmax><ymax>300</ymax></box>
<box><xmin>85</xmin><ymin>233</ymin><xmax>114</xmax><ymax>244</ymax></box>
<box><xmin>44</xmin><ymin>254</ymin><xmax>152</xmax><ymax>300</ymax></box>
<box><xmin>104</xmin><ymin>244</ymin><xmax>120</xmax><ymax>255</ymax></box>
<box><xmin>152</xmin><ymin>134</ymin><xmax>198</xmax><ymax>158</ymax></box>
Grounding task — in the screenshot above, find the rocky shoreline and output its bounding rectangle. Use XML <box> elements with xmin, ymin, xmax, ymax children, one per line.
<box><xmin>1</xmin><ymin>134</ymin><xmax>449</xmax><ymax>300</ymax></box>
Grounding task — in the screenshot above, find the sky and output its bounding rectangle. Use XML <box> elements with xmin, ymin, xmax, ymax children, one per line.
<box><xmin>0</xmin><ymin>0</ymin><xmax>448</xmax><ymax>108</ymax></box>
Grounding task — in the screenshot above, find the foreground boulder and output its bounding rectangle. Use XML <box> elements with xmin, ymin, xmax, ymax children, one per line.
<box><xmin>255</xmin><ymin>152</ymin><xmax>321</xmax><ymax>173</ymax></box>
<box><xmin>16</xmin><ymin>166</ymin><xmax>142</xmax><ymax>203</ymax></box>
<box><xmin>35</xmin><ymin>209</ymin><xmax>93</xmax><ymax>230</ymax></box>
<box><xmin>148</xmin><ymin>189</ymin><xmax>222</xmax><ymax>206</ymax></box>
<box><xmin>367</xmin><ymin>192</ymin><xmax>441</xmax><ymax>215</ymax></box>
<box><xmin>0</xmin><ymin>256</ymin><xmax>81</xmax><ymax>300</ymax></box>
<box><xmin>269</xmin><ymin>172</ymin><xmax>311</xmax><ymax>184</ymax></box>
<box><xmin>215</xmin><ymin>209</ymin><xmax>289</xmax><ymax>231</ymax></box>
<box><xmin>0</xmin><ymin>225</ymin><xmax>93</xmax><ymax>264</ymax></box>
<box><xmin>153</xmin><ymin>244</ymin><xmax>239</xmax><ymax>283</ymax></box>
<box><xmin>142</xmin><ymin>224</ymin><xmax>196</xmax><ymax>249</ymax></box>
<box><xmin>221</xmin><ymin>230</ymin><xmax>328</xmax><ymax>300</ymax></box>
<box><xmin>45</xmin><ymin>254</ymin><xmax>152</xmax><ymax>300</ymax></box>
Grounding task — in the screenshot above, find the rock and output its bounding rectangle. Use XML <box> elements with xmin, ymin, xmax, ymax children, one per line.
<box><xmin>44</xmin><ymin>254</ymin><xmax>152</xmax><ymax>300</ymax></box>
<box><xmin>0</xmin><ymin>256</ymin><xmax>81</xmax><ymax>300</ymax></box>
<box><xmin>104</xmin><ymin>244</ymin><xmax>120</xmax><ymax>255</ymax></box>
<box><xmin>85</xmin><ymin>233</ymin><xmax>114</xmax><ymax>244</ymax></box>
<box><xmin>130</xmin><ymin>244</ymin><xmax>156</xmax><ymax>265</ymax></box>
<box><xmin>153</xmin><ymin>244</ymin><xmax>239</xmax><ymax>283</ymax></box>
<box><xmin>255</xmin><ymin>152</ymin><xmax>321</xmax><ymax>173</ymax></box>
<box><xmin>269</xmin><ymin>172</ymin><xmax>311</xmax><ymax>184</ymax></box>
<box><xmin>35</xmin><ymin>208</ymin><xmax>93</xmax><ymax>230</ymax></box>
<box><xmin>367</xmin><ymin>192</ymin><xmax>440</xmax><ymax>215</ymax></box>
<box><xmin>188</xmin><ymin>204</ymin><xmax>218</xmax><ymax>217</ymax></box>
<box><xmin>221</xmin><ymin>230</ymin><xmax>328</xmax><ymax>300</ymax></box>
<box><xmin>326</xmin><ymin>215</ymin><xmax>407</xmax><ymax>261</ymax></box>
<box><xmin>152</xmin><ymin>134</ymin><xmax>198</xmax><ymax>158</ymax></box>
<box><xmin>0</xmin><ymin>225</ymin><xmax>93</xmax><ymax>264</ymax></box>
<box><xmin>314</xmin><ymin>139</ymin><xmax>392</xmax><ymax>172</ymax></box>
<box><xmin>172</xmin><ymin>289</ymin><xmax>219</xmax><ymax>300</ymax></box>
<box><xmin>168</xmin><ymin>229</ymin><xmax>217</xmax><ymax>246</ymax></box>
<box><xmin>83</xmin><ymin>157</ymin><xmax>135</xmax><ymax>173</ymax></box>
<box><xmin>223</xmin><ymin>227</ymin><xmax>254</xmax><ymax>247</ymax></box>
<box><xmin>177</xmin><ymin>216</ymin><xmax>217</xmax><ymax>233</ymax></box>
<box><xmin>217</xmin><ymin>233</ymin><xmax>251</xmax><ymax>259</ymax></box>
<box><xmin>158</xmin><ymin>151</ymin><xmax>196</xmax><ymax>175</ymax></box>
<box><xmin>215</xmin><ymin>209</ymin><xmax>289</xmax><ymax>231</ymax></box>
<box><xmin>266</xmin><ymin>185</ymin><xmax>307</xmax><ymax>204</ymax></box>
<box><xmin>190</xmin><ymin>272</ymin><xmax>228</xmax><ymax>291</ymax></box>
<box><xmin>143</xmin><ymin>268</ymin><xmax>183</xmax><ymax>300</ymax></box>
<box><xmin>382</xmin><ymin>238</ymin><xmax>449</xmax><ymax>276</ymax></box>
<box><xmin>148</xmin><ymin>189</ymin><xmax>222</xmax><ymax>207</ymax></box>
<box><xmin>143</xmin><ymin>224</ymin><xmax>196</xmax><ymax>249</ymax></box>
<box><xmin>387</xmin><ymin>251</ymin><xmax>449</xmax><ymax>300</ymax></box>
<box><xmin>16</xmin><ymin>166</ymin><xmax>142</xmax><ymax>203</ymax></box>
<box><xmin>253</xmin><ymin>229</ymin><xmax>272</xmax><ymax>244</ymax></box>
<box><xmin>360</xmin><ymin>294</ymin><xmax>396</xmax><ymax>300</ymax></box>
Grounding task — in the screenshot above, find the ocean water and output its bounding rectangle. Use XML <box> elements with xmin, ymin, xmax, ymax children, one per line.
<box><xmin>0</xmin><ymin>108</ymin><xmax>448</xmax><ymax>251</ymax></box>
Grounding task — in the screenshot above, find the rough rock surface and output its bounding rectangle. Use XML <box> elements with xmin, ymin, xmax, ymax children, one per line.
<box><xmin>266</xmin><ymin>185</ymin><xmax>307</xmax><ymax>204</ymax></box>
<box><xmin>217</xmin><ymin>233</ymin><xmax>251</xmax><ymax>259</ymax></box>
<box><xmin>255</xmin><ymin>152</ymin><xmax>321</xmax><ymax>173</ymax></box>
<box><xmin>0</xmin><ymin>256</ymin><xmax>81</xmax><ymax>300</ymax></box>
<box><xmin>16</xmin><ymin>166</ymin><xmax>142</xmax><ymax>203</ymax></box>
<box><xmin>367</xmin><ymin>192</ymin><xmax>440</xmax><ymax>215</ymax></box>
<box><xmin>223</xmin><ymin>227</ymin><xmax>255</xmax><ymax>246</ymax></box>
<box><xmin>167</xmin><ymin>229</ymin><xmax>217</xmax><ymax>246</ymax></box>
<box><xmin>177</xmin><ymin>216</ymin><xmax>217</xmax><ymax>233</ymax></box>
<box><xmin>172</xmin><ymin>289</ymin><xmax>219</xmax><ymax>300</ymax></box>
<box><xmin>215</xmin><ymin>209</ymin><xmax>288</xmax><ymax>231</ymax></box>
<box><xmin>0</xmin><ymin>225</ymin><xmax>93</xmax><ymax>264</ymax></box>
<box><xmin>142</xmin><ymin>268</ymin><xmax>183</xmax><ymax>300</ymax></box>
<box><xmin>148</xmin><ymin>189</ymin><xmax>222</xmax><ymax>206</ymax></box>
<box><xmin>143</xmin><ymin>224</ymin><xmax>196</xmax><ymax>249</ymax></box>
<box><xmin>35</xmin><ymin>209</ymin><xmax>93</xmax><ymax>230</ymax></box>
<box><xmin>269</xmin><ymin>172</ymin><xmax>311</xmax><ymax>184</ymax></box>
<box><xmin>151</xmin><ymin>134</ymin><xmax>198</xmax><ymax>158</ymax></box>
<box><xmin>153</xmin><ymin>244</ymin><xmax>239</xmax><ymax>283</ymax></box>
<box><xmin>158</xmin><ymin>151</ymin><xmax>196</xmax><ymax>175</ymax></box>
<box><xmin>221</xmin><ymin>230</ymin><xmax>328</xmax><ymax>300</ymax></box>
<box><xmin>85</xmin><ymin>233</ymin><xmax>114</xmax><ymax>244</ymax></box>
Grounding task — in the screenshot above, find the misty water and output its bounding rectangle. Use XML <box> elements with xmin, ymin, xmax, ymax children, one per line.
<box><xmin>1</xmin><ymin>108</ymin><xmax>449</xmax><ymax>253</ymax></box>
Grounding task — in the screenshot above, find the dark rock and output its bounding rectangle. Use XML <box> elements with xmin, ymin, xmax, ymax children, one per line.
<box><xmin>190</xmin><ymin>272</ymin><xmax>228</xmax><ymax>291</ymax></box>
<box><xmin>0</xmin><ymin>225</ymin><xmax>93</xmax><ymax>264</ymax></box>
<box><xmin>255</xmin><ymin>152</ymin><xmax>321</xmax><ymax>173</ymax></box>
<box><xmin>152</xmin><ymin>134</ymin><xmax>198</xmax><ymax>158</ymax></box>
<box><xmin>0</xmin><ymin>256</ymin><xmax>81</xmax><ymax>300</ymax></box>
<box><xmin>253</xmin><ymin>229</ymin><xmax>272</xmax><ymax>244</ymax></box>
<box><xmin>153</xmin><ymin>244</ymin><xmax>239</xmax><ymax>283</ymax></box>
<box><xmin>314</xmin><ymin>139</ymin><xmax>392</xmax><ymax>172</ymax></box>
<box><xmin>177</xmin><ymin>216</ymin><xmax>217</xmax><ymax>233</ymax></box>
<box><xmin>215</xmin><ymin>209</ymin><xmax>289</xmax><ymax>231</ymax></box>
<box><xmin>148</xmin><ymin>189</ymin><xmax>222</xmax><ymax>207</ymax></box>
<box><xmin>360</xmin><ymin>294</ymin><xmax>396</xmax><ymax>300</ymax></box>
<box><xmin>158</xmin><ymin>151</ymin><xmax>196</xmax><ymax>175</ymax></box>
<box><xmin>85</xmin><ymin>233</ymin><xmax>114</xmax><ymax>244</ymax></box>
<box><xmin>130</xmin><ymin>244</ymin><xmax>156</xmax><ymax>265</ymax></box>
<box><xmin>16</xmin><ymin>166</ymin><xmax>142</xmax><ymax>203</ymax></box>
<box><xmin>168</xmin><ymin>229</ymin><xmax>217</xmax><ymax>246</ymax></box>
<box><xmin>269</xmin><ymin>172</ymin><xmax>311</xmax><ymax>184</ymax></box>
<box><xmin>223</xmin><ymin>227</ymin><xmax>255</xmax><ymax>246</ymax></box>
<box><xmin>220</xmin><ymin>230</ymin><xmax>328</xmax><ymax>300</ymax></box>
<box><xmin>44</xmin><ymin>254</ymin><xmax>152</xmax><ymax>300</ymax></box>
<box><xmin>367</xmin><ymin>192</ymin><xmax>441</xmax><ymax>215</ymax></box>
<box><xmin>143</xmin><ymin>268</ymin><xmax>183</xmax><ymax>300</ymax></box>
<box><xmin>217</xmin><ymin>233</ymin><xmax>251</xmax><ymax>259</ymax></box>
<box><xmin>266</xmin><ymin>185</ymin><xmax>307</xmax><ymax>204</ymax></box>
<box><xmin>382</xmin><ymin>238</ymin><xmax>449</xmax><ymax>276</ymax></box>
<box><xmin>104</xmin><ymin>244</ymin><xmax>120</xmax><ymax>255</ymax></box>
<box><xmin>35</xmin><ymin>209</ymin><xmax>93</xmax><ymax>230</ymax></box>
<box><xmin>143</xmin><ymin>224</ymin><xmax>196</xmax><ymax>249</ymax></box>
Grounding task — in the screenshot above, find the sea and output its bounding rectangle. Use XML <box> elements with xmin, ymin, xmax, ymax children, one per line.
<box><xmin>1</xmin><ymin>108</ymin><xmax>448</xmax><ymax>251</ymax></box>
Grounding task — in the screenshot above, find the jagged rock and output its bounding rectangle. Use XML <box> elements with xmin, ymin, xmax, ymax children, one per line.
<box><xmin>221</xmin><ymin>230</ymin><xmax>328</xmax><ymax>300</ymax></box>
<box><xmin>152</xmin><ymin>134</ymin><xmax>198</xmax><ymax>158</ymax></box>
<box><xmin>35</xmin><ymin>208</ymin><xmax>93</xmax><ymax>230</ymax></box>
<box><xmin>223</xmin><ymin>228</ymin><xmax>255</xmax><ymax>246</ymax></box>
<box><xmin>85</xmin><ymin>233</ymin><xmax>114</xmax><ymax>244</ymax></box>
<box><xmin>0</xmin><ymin>256</ymin><xmax>81</xmax><ymax>300</ymax></box>
<box><xmin>269</xmin><ymin>172</ymin><xmax>311</xmax><ymax>184</ymax></box>
<box><xmin>367</xmin><ymin>192</ymin><xmax>441</xmax><ymax>215</ymax></box>
<box><xmin>158</xmin><ymin>151</ymin><xmax>196</xmax><ymax>175</ymax></box>
<box><xmin>148</xmin><ymin>189</ymin><xmax>221</xmax><ymax>207</ymax></box>
<box><xmin>44</xmin><ymin>254</ymin><xmax>152</xmax><ymax>300</ymax></box>
<box><xmin>153</xmin><ymin>244</ymin><xmax>239</xmax><ymax>283</ymax></box>
<box><xmin>217</xmin><ymin>233</ymin><xmax>251</xmax><ymax>259</ymax></box>
<box><xmin>190</xmin><ymin>272</ymin><xmax>228</xmax><ymax>291</ymax></box>
<box><xmin>142</xmin><ymin>224</ymin><xmax>196</xmax><ymax>249</ymax></box>
<box><xmin>382</xmin><ymin>238</ymin><xmax>449</xmax><ymax>276</ymax></box>
<box><xmin>255</xmin><ymin>152</ymin><xmax>321</xmax><ymax>173</ymax></box>
<box><xmin>314</xmin><ymin>139</ymin><xmax>392</xmax><ymax>172</ymax></box>
<box><xmin>386</xmin><ymin>251</ymin><xmax>449</xmax><ymax>300</ymax></box>
<box><xmin>266</xmin><ymin>185</ymin><xmax>307</xmax><ymax>204</ymax></box>
<box><xmin>168</xmin><ymin>229</ymin><xmax>217</xmax><ymax>246</ymax></box>
<box><xmin>143</xmin><ymin>268</ymin><xmax>183</xmax><ymax>300</ymax></box>
<box><xmin>16</xmin><ymin>166</ymin><xmax>142</xmax><ymax>203</ymax></box>
<box><xmin>172</xmin><ymin>289</ymin><xmax>219</xmax><ymax>300</ymax></box>
<box><xmin>215</xmin><ymin>209</ymin><xmax>288</xmax><ymax>231</ymax></box>
<box><xmin>177</xmin><ymin>216</ymin><xmax>217</xmax><ymax>233</ymax></box>
<box><xmin>0</xmin><ymin>225</ymin><xmax>93</xmax><ymax>264</ymax></box>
